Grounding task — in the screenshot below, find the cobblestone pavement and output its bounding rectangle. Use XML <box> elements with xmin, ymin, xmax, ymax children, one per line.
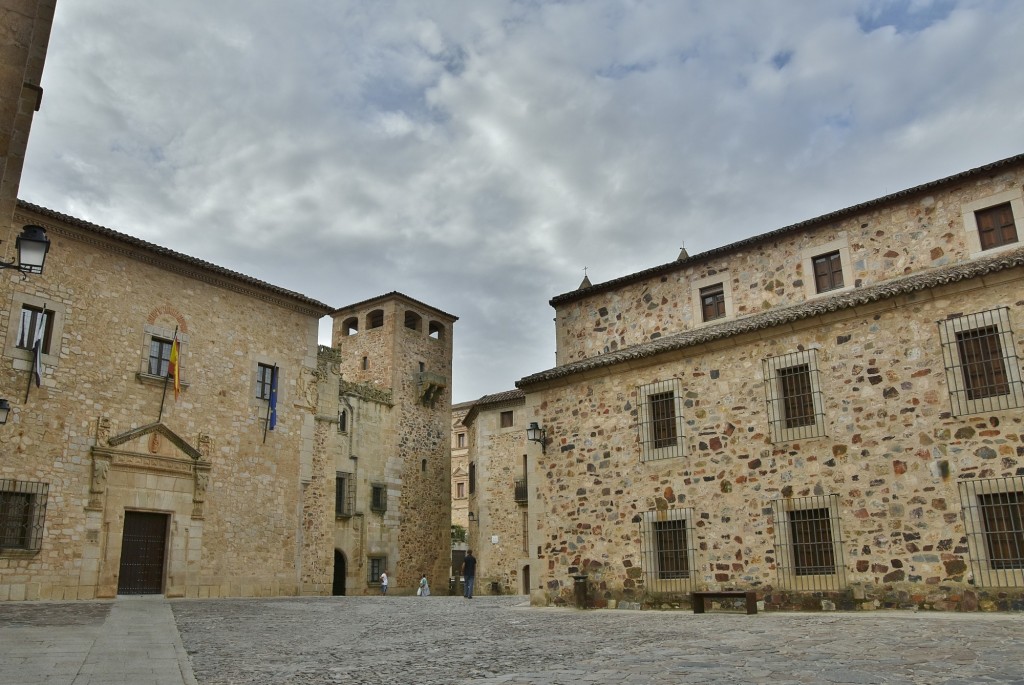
<box><xmin>170</xmin><ymin>595</ymin><xmax>1024</xmax><ymax>685</ymax></box>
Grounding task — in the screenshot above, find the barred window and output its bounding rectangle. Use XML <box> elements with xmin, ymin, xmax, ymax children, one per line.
<box><xmin>772</xmin><ymin>495</ymin><xmax>845</xmax><ymax>591</ymax></box>
<box><xmin>0</xmin><ymin>480</ymin><xmax>48</xmax><ymax>551</ymax></box>
<box><xmin>639</xmin><ymin>508</ymin><xmax>695</xmax><ymax>595</ymax></box>
<box><xmin>763</xmin><ymin>350</ymin><xmax>826</xmax><ymax>442</ymax></box>
<box><xmin>637</xmin><ymin>380</ymin><xmax>686</xmax><ymax>461</ymax></box>
<box><xmin>371</xmin><ymin>484</ymin><xmax>387</xmax><ymax>513</ymax></box>
<box><xmin>368</xmin><ymin>556</ymin><xmax>387</xmax><ymax>584</ymax></box>
<box><xmin>959</xmin><ymin>477</ymin><xmax>1024</xmax><ymax>588</ymax></box>
<box><xmin>335</xmin><ymin>472</ymin><xmax>354</xmax><ymax>517</ymax></box>
<box><xmin>938</xmin><ymin>308</ymin><xmax>1023</xmax><ymax>417</ymax></box>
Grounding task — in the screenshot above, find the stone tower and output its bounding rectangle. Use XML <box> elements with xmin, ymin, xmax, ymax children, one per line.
<box><xmin>320</xmin><ymin>292</ymin><xmax>457</xmax><ymax>594</ymax></box>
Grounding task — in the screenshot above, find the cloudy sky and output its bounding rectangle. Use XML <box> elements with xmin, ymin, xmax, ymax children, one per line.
<box><xmin>19</xmin><ymin>0</ymin><xmax>1024</xmax><ymax>403</ymax></box>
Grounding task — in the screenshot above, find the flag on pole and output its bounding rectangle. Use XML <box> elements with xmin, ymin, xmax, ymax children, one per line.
<box><xmin>268</xmin><ymin>365</ymin><xmax>279</xmax><ymax>430</ymax></box>
<box><xmin>168</xmin><ymin>334</ymin><xmax>180</xmax><ymax>400</ymax></box>
<box><xmin>31</xmin><ymin>313</ymin><xmax>45</xmax><ymax>388</ymax></box>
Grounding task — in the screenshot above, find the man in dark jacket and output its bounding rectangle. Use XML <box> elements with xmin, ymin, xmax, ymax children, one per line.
<box><xmin>461</xmin><ymin>550</ymin><xmax>477</xmax><ymax>599</ymax></box>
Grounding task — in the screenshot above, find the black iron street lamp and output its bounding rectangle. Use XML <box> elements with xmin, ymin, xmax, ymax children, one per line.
<box><xmin>0</xmin><ymin>398</ymin><xmax>10</xmax><ymax>425</ymax></box>
<box><xmin>526</xmin><ymin>421</ymin><xmax>547</xmax><ymax>453</ymax></box>
<box><xmin>0</xmin><ymin>225</ymin><xmax>50</xmax><ymax>275</ymax></box>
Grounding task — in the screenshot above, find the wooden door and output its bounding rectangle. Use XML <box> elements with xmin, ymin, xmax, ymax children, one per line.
<box><xmin>117</xmin><ymin>511</ymin><xmax>168</xmax><ymax>595</ymax></box>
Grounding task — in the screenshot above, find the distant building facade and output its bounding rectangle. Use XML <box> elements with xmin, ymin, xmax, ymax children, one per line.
<box><xmin>518</xmin><ymin>154</ymin><xmax>1024</xmax><ymax>611</ymax></box>
<box><xmin>451</xmin><ymin>401</ymin><xmax>471</xmax><ymax>533</ymax></box>
<box><xmin>462</xmin><ymin>390</ymin><xmax>529</xmax><ymax>594</ymax></box>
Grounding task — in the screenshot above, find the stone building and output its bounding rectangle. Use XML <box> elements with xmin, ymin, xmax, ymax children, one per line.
<box><xmin>451</xmin><ymin>401</ymin><xmax>471</xmax><ymax>533</ymax></box>
<box><xmin>305</xmin><ymin>293</ymin><xmax>457</xmax><ymax>597</ymax></box>
<box><xmin>517</xmin><ymin>153</ymin><xmax>1024</xmax><ymax>611</ymax></box>
<box><xmin>462</xmin><ymin>389</ymin><xmax>529</xmax><ymax>595</ymax></box>
<box><xmin>0</xmin><ymin>1</ymin><xmax>456</xmax><ymax>601</ymax></box>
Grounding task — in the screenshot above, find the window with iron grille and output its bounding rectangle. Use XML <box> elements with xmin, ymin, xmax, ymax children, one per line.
<box><xmin>975</xmin><ymin>203</ymin><xmax>1018</xmax><ymax>251</ymax></box>
<box><xmin>256</xmin><ymin>363</ymin><xmax>275</xmax><ymax>400</ymax></box>
<box><xmin>812</xmin><ymin>251</ymin><xmax>844</xmax><ymax>293</ymax></box>
<box><xmin>16</xmin><ymin>306</ymin><xmax>51</xmax><ymax>354</ymax></box>
<box><xmin>368</xmin><ymin>556</ymin><xmax>387</xmax><ymax>584</ymax></box>
<box><xmin>771</xmin><ymin>495</ymin><xmax>845</xmax><ymax>591</ymax></box>
<box><xmin>700</xmin><ymin>283</ymin><xmax>726</xmax><ymax>322</ymax></box>
<box><xmin>335</xmin><ymin>472</ymin><xmax>354</xmax><ymax>517</ymax></box>
<box><xmin>637</xmin><ymin>380</ymin><xmax>686</xmax><ymax>461</ymax></box>
<box><xmin>370</xmin><ymin>484</ymin><xmax>387</xmax><ymax>513</ymax></box>
<box><xmin>639</xmin><ymin>508</ymin><xmax>695</xmax><ymax>594</ymax></box>
<box><xmin>522</xmin><ymin>511</ymin><xmax>530</xmax><ymax>554</ymax></box>
<box><xmin>958</xmin><ymin>477</ymin><xmax>1024</xmax><ymax>588</ymax></box>
<box><xmin>0</xmin><ymin>480</ymin><xmax>48</xmax><ymax>551</ymax></box>
<box><xmin>937</xmin><ymin>308</ymin><xmax>1023</xmax><ymax>417</ymax></box>
<box><xmin>763</xmin><ymin>350</ymin><xmax>826</xmax><ymax>443</ymax></box>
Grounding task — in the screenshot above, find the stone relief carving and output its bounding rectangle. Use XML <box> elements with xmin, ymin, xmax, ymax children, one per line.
<box><xmin>96</xmin><ymin>416</ymin><xmax>112</xmax><ymax>443</ymax></box>
<box><xmin>197</xmin><ymin>432</ymin><xmax>213</xmax><ymax>458</ymax></box>
<box><xmin>90</xmin><ymin>458</ymin><xmax>110</xmax><ymax>494</ymax></box>
<box><xmin>193</xmin><ymin>472</ymin><xmax>208</xmax><ymax>503</ymax></box>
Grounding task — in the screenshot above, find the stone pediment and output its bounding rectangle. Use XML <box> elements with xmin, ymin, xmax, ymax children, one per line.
<box><xmin>104</xmin><ymin>421</ymin><xmax>203</xmax><ymax>460</ymax></box>
<box><xmin>452</xmin><ymin>466</ymin><xmax>468</xmax><ymax>478</ymax></box>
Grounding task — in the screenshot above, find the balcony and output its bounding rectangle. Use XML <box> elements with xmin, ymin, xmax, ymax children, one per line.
<box><xmin>514</xmin><ymin>478</ymin><xmax>528</xmax><ymax>503</ymax></box>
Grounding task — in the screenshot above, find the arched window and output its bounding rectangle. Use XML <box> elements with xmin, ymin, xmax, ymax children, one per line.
<box><xmin>367</xmin><ymin>309</ymin><xmax>384</xmax><ymax>329</ymax></box>
<box><xmin>428</xmin><ymin>321</ymin><xmax>444</xmax><ymax>340</ymax></box>
<box><xmin>421</xmin><ymin>459</ymin><xmax>427</xmax><ymax>472</ymax></box>
<box><xmin>404</xmin><ymin>311</ymin><xmax>423</xmax><ymax>331</ymax></box>
<box><xmin>342</xmin><ymin>317</ymin><xmax>358</xmax><ymax>336</ymax></box>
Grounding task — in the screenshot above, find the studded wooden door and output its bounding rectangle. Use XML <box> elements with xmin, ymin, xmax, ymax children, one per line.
<box><xmin>117</xmin><ymin>511</ymin><xmax>168</xmax><ymax>595</ymax></box>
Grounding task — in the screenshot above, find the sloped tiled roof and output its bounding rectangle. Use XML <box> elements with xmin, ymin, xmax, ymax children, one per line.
<box><xmin>331</xmin><ymin>291</ymin><xmax>458</xmax><ymax>322</ymax></box>
<box><xmin>463</xmin><ymin>389</ymin><xmax>526</xmax><ymax>426</ymax></box>
<box><xmin>550</xmin><ymin>152</ymin><xmax>1024</xmax><ymax>307</ymax></box>
<box><xmin>19</xmin><ymin>200</ymin><xmax>334</xmax><ymax>314</ymax></box>
<box><xmin>519</xmin><ymin>245</ymin><xmax>1024</xmax><ymax>388</ymax></box>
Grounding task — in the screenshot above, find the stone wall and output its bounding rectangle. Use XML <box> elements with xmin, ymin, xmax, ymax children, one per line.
<box><xmin>554</xmin><ymin>166</ymin><xmax>1024</xmax><ymax>365</ymax></box>
<box><xmin>526</xmin><ymin>268</ymin><xmax>1024</xmax><ymax>610</ymax></box>
<box><xmin>0</xmin><ymin>206</ymin><xmax>328</xmax><ymax>600</ymax></box>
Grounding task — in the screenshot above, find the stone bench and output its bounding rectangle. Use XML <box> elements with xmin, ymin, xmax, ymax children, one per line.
<box><xmin>691</xmin><ymin>590</ymin><xmax>758</xmax><ymax>615</ymax></box>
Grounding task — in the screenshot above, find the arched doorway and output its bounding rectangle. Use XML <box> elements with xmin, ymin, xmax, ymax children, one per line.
<box><xmin>522</xmin><ymin>564</ymin><xmax>530</xmax><ymax>595</ymax></box>
<box><xmin>332</xmin><ymin>550</ymin><xmax>346</xmax><ymax>596</ymax></box>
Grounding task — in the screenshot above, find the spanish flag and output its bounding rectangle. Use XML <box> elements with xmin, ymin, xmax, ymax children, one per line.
<box><xmin>168</xmin><ymin>335</ymin><xmax>180</xmax><ymax>400</ymax></box>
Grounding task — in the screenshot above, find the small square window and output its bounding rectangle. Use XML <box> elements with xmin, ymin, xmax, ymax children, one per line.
<box><xmin>700</xmin><ymin>284</ymin><xmax>725</xmax><ymax>322</ymax></box>
<box><xmin>456</xmin><ymin>432</ymin><xmax>466</xmax><ymax>448</ymax></box>
<box><xmin>500</xmin><ymin>410</ymin><xmax>514</xmax><ymax>428</ymax></box>
<box><xmin>371</xmin><ymin>484</ymin><xmax>387</xmax><ymax>513</ymax></box>
<box><xmin>812</xmin><ymin>251</ymin><xmax>844</xmax><ymax>293</ymax></box>
<box><xmin>975</xmin><ymin>203</ymin><xmax>1018</xmax><ymax>251</ymax></box>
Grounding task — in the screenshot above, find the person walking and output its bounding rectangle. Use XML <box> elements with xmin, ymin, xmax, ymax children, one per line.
<box><xmin>461</xmin><ymin>550</ymin><xmax>476</xmax><ymax>599</ymax></box>
<box><xmin>379</xmin><ymin>570</ymin><xmax>389</xmax><ymax>596</ymax></box>
<box><xmin>418</xmin><ymin>573</ymin><xmax>430</xmax><ymax>597</ymax></box>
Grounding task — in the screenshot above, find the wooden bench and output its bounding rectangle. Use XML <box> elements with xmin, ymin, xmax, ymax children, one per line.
<box><xmin>692</xmin><ymin>590</ymin><xmax>758</xmax><ymax>615</ymax></box>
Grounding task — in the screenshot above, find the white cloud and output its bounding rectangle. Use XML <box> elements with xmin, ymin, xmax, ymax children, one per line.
<box><xmin>20</xmin><ymin>0</ymin><xmax>1024</xmax><ymax>401</ymax></box>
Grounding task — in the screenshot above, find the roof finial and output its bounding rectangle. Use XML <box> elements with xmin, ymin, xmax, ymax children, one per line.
<box><xmin>577</xmin><ymin>265</ymin><xmax>592</xmax><ymax>290</ymax></box>
<box><xmin>677</xmin><ymin>240</ymin><xmax>689</xmax><ymax>261</ymax></box>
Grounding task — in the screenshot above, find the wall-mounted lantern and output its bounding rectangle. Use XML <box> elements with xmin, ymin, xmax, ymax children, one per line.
<box><xmin>526</xmin><ymin>421</ymin><xmax>547</xmax><ymax>454</ymax></box>
<box><xmin>0</xmin><ymin>399</ymin><xmax>11</xmax><ymax>425</ymax></box>
<box><xmin>0</xmin><ymin>225</ymin><xmax>50</xmax><ymax>276</ymax></box>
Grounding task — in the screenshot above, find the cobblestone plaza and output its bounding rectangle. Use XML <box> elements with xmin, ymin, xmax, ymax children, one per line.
<box><xmin>2</xmin><ymin>595</ymin><xmax>1024</xmax><ymax>684</ymax></box>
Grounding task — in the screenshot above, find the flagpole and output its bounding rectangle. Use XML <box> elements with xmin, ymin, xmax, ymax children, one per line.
<box><xmin>25</xmin><ymin>307</ymin><xmax>46</xmax><ymax>403</ymax></box>
<box><xmin>158</xmin><ymin>325</ymin><xmax>178</xmax><ymax>422</ymax></box>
